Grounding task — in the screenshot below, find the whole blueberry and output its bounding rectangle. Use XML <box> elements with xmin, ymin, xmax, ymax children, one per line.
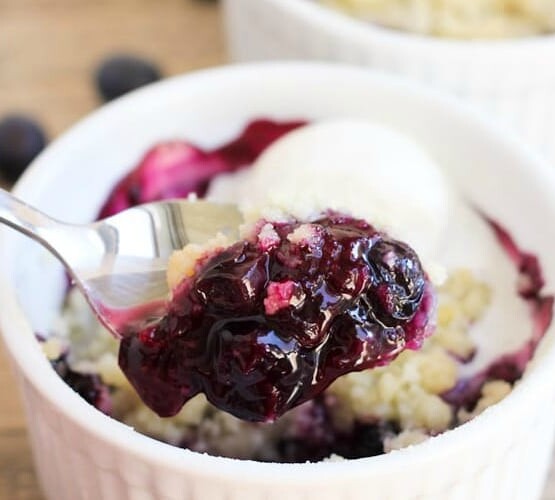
<box><xmin>96</xmin><ymin>55</ymin><xmax>162</xmax><ymax>102</ymax></box>
<box><xmin>0</xmin><ymin>115</ymin><xmax>47</xmax><ymax>182</ymax></box>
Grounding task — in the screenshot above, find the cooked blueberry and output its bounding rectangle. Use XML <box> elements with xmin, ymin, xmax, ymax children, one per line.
<box><xmin>95</xmin><ymin>55</ymin><xmax>162</xmax><ymax>101</ymax></box>
<box><xmin>51</xmin><ymin>356</ymin><xmax>111</xmax><ymax>414</ymax></box>
<box><xmin>367</xmin><ymin>239</ymin><xmax>426</xmax><ymax>322</ymax></box>
<box><xmin>275</xmin><ymin>400</ymin><xmax>396</xmax><ymax>462</ymax></box>
<box><xmin>194</xmin><ymin>244</ymin><xmax>269</xmax><ymax>314</ymax></box>
<box><xmin>119</xmin><ymin>214</ymin><xmax>435</xmax><ymax>422</ymax></box>
<box><xmin>332</xmin><ymin>422</ymin><xmax>391</xmax><ymax>459</ymax></box>
<box><xmin>0</xmin><ymin>115</ymin><xmax>46</xmax><ymax>182</ymax></box>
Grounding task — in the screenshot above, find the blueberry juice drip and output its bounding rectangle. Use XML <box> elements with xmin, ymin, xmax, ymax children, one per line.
<box><xmin>443</xmin><ymin>220</ymin><xmax>554</xmax><ymax>410</ymax></box>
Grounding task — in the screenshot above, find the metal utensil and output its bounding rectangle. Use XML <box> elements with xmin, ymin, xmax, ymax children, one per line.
<box><xmin>0</xmin><ymin>188</ymin><xmax>243</xmax><ymax>337</ymax></box>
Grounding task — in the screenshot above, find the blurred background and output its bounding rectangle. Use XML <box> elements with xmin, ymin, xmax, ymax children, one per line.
<box><xmin>0</xmin><ymin>0</ymin><xmax>224</xmax><ymax>137</ymax></box>
<box><xmin>2</xmin><ymin>1</ymin><xmax>555</xmax><ymax>499</ymax></box>
<box><xmin>0</xmin><ymin>1</ymin><xmax>222</xmax><ymax>498</ymax></box>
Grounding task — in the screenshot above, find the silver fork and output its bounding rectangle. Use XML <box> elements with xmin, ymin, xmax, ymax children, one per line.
<box><xmin>0</xmin><ymin>188</ymin><xmax>243</xmax><ymax>337</ymax></box>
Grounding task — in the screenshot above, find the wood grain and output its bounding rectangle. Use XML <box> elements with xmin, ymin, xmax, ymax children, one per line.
<box><xmin>0</xmin><ymin>1</ymin><xmax>223</xmax><ymax>498</ymax></box>
<box><xmin>0</xmin><ymin>0</ymin><xmax>225</xmax><ymax>137</ymax></box>
<box><xmin>0</xmin><ymin>1</ymin><xmax>554</xmax><ymax>499</ymax></box>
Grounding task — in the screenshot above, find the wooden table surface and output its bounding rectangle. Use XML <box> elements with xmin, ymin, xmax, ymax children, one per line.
<box><xmin>1</xmin><ymin>1</ymin><xmax>555</xmax><ymax>499</ymax></box>
<box><xmin>0</xmin><ymin>1</ymin><xmax>224</xmax><ymax>498</ymax></box>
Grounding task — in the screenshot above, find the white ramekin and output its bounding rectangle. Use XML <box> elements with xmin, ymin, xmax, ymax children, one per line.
<box><xmin>2</xmin><ymin>63</ymin><xmax>555</xmax><ymax>500</ymax></box>
<box><xmin>223</xmin><ymin>0</ymin><xmax>555</xmax><ymax>164</ymax></box>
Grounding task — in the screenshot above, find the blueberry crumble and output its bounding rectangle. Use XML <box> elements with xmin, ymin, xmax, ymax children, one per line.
<box><xmin>43</xmin><ymin>119</ymin><xmax>554</xmax><ymax>462</ymax></box>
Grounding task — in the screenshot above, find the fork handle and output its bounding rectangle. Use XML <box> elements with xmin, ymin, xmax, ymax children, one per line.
<box><xmin>0</xmin><ymin>187</ymin><xmax>62</xmax><ymax>253</ymax></box>
<box><xmin>0</xmin><ymin>188</ymin><xmax>102</xmax><ymax>270</ymax></box>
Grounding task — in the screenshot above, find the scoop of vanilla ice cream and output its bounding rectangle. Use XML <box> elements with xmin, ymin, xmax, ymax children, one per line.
<box><xmin>208</xmin><ymin>120</ymin><xmax>450</xmax><ymax>261</ymax></box>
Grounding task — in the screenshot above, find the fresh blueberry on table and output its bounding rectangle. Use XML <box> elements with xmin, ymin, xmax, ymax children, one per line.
<box><xmin>0</xmin><ymin>115</ymin><xmax>47</xmax><ymax>182</ymax></box>
<box><xmin>95</xmin><ymin>55</ymin><xmax>162</xmax><ymax>102</ymax></box>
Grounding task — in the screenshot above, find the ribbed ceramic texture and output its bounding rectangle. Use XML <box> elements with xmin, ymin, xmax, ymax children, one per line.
<box><xmin>223</xmin><ymin>0</ymin><xmax>555</xmax><ymax>163</ymax></box>
<box><xmin>14</xmin><ymin>368</ymin><xmax>555</xmax><ymax>500</ymax></box>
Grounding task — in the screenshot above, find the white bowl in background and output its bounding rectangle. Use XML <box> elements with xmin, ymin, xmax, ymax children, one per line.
<box><xmin>223</xmin><ymin>0</ymin><xmax>555</xmax><ymax>164</ymax></box>
<box><xmin>1</xmin><ymin>63</ymin><xmax>555</xmax><ymax>500</ymax></box>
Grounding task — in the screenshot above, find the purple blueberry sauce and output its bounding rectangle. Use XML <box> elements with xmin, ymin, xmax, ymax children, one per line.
<box><xmin>442</xmin><ymin>220</ymin><xmax>554</xmax><ymax>411</ymax></box>
<box><xmin>99</xmin><ymin>119</ymin><xmax>304</xmax><ymax>218</ymax></box>
<box><xmin>119</xmin><ymin>214</ymin><xmax>435</xmax><ymax>422</ymax></box>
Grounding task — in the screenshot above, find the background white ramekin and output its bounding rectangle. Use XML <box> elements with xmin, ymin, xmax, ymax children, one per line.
<box><xmin>2</xmin><ymin>63</ymin><xmax>555</xmax><ymax>500</ymax></box>
<box><xmin>223</xmin><ymin>0</ymin><xmax>555</xmax><ymax>164</ymax></box>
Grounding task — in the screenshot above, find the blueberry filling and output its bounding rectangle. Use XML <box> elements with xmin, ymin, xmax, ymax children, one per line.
<box><xmin>51</xmin><ymin>355</ymin><xmax>112</xmax><ymax>415</ymax></box>
<box><xmin>119</xmin><ymin>214</ymin><xmax>435</xmax><ymax>422</ymax></box>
